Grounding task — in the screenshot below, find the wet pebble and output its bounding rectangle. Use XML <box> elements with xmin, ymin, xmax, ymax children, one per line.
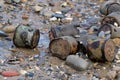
<box><xmin>19</xmin><ymin>70</ymin><xmax>28</xmax><ymax>75</ymax></box>
<box><xmin>2</xmin><ymin>25</ymin><xmax>17</xmax><ymax>33</ymax></box>
<box><xmin>40</xmin><ymin>8</ymin><xmax>54</xmax><ymax>17</ymax></box>
<box><xmin>2</xmin><ymin>71</ymin><xmax>20</xmax><ymax>77</ymax></box>
<box><xmin>33</xmin><ymin>5</ymin><xmax>43</xmax><ymax>12</ymax></box>
<box><xmin>25</xmin><ymin>72</ymin><xmax>34</xmax><ymax>77</ymax></box>
<box><xmin>52</xmin><ymin>13</ymin><xmax>65</xmax><ymax>19</ymax></box>
<box><xmin>66</xmin><ymin>55</ymin><xmax>91</xmax><ymax>71</ymax></box>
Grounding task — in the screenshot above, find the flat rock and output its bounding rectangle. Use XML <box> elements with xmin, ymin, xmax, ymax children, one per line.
<box><xmin>66</xmin><ymin>55</ymin><xmax>90</xmax><ymax>71</ymax></box>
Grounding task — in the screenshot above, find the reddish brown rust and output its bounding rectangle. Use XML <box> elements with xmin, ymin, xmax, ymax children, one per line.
<box><xmin>87</xmin><ymin>39</ymin><xmax>115</xmax><ymax>62</ymax></box>
<box><xmin>98</xmin><ymin>24</ymin><xmax>120</xmax><ymax>38</ymax></box>
<box><xmin>49</xmin><ymin>36</ymin><xmax>78</xmax><ymax>59</ymax></box>
<box><xmin>49</xmin><ymin>24</ymin><xmax>80</xmax><ymax>40</ymax></box>
<box><xmin>101</xmin><ymin>12</ymin><xmax>120</xmax><ymax>26</ymax></box>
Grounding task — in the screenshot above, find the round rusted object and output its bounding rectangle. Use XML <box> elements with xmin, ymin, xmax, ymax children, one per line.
<box><xmin>49</xmin><ymin>36</ymin><xmax>78</xmax><ymax>59</ymax></box>
<box><xmin>87</xmin><ymin>39</ymin><xmax>115</xmax><ymax>62</ymax></box>
<box><xmin>102</xmin><ymin>12</ymin><xmax>120</xmax><ymax>26</ymax></box>
<box><xmin>98</xmin><ymin>24</ymin><xmax>120</xmax><ymax>38</ymax></box>
<box><xmin>13</xmin><ymin>25</ymin><xmax>40</xmax><ymax>49</ymax></box>
<box><xmin>100</xmin><ymin>1</ymin><xmax>120</xmax><ymax>15</ymax></box>
<box><xmin>49</xmin><ymin>24</ymin><xmax>79</xmax><ymax>40</ymax></box>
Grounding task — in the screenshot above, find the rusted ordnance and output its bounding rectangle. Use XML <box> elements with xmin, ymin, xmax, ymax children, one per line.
<box><xmin>98</xmin><ymin>24</ymin><xmax>120</xmax><ymax>38</ymax></box>
<box><xmin>102</xmin><ymin>12</ymin><xmax>120</xmax><ymax>26</ymax></box>
<box><xmin>13</xmin><ymin>25</ymin><xmax>40</xmax><ymax>49</ymax></box>
<box><xmin>100</xmin><ymin>1</ymin><xmax>120</xmax><ymax>15</ymax></box>
<box><xmin>87</xmin><ymin>39</ymin><xmax>116</xmax><ymax>62</ymax></box>
<box><xmin>49</xmin><ymin>36</ymin><xmax>78</xmax><ymax>59</ymax></box>
<box><xmin>49</xmin><ymin>24</ymin><xmax>80</xmax><ymax>40</ymax></box>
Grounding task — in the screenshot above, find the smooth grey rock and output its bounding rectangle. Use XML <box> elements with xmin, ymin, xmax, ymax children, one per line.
<box><xmin>66</xmin><ymin>55</ymin><xmax>90</xmax><ymax>71</ymax></box>
<box><xmin>40</xmin><ymin>8</ymin><xmax>54</xmax><ymax>17</ymax></box>
<box><xmin>0</xmin><ymin>30</ymin><xmax>8</xmax><ymax>37</ymax></box>
<box><xmin>52</xmin><ymin>13</ymin><xmax>65</xmax><ymax>19</ymax></box>
<box><xmin>98</xmin><ymin>31</ymin><xmax>105</xmax><ymax>38</ymax></box>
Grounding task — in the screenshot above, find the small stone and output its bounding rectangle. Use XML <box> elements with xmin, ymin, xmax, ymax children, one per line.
<box><xmin>25</xmin><ymin>72</ymin><xmax>34</xmax><ymax>77</ymax></box>
<box><xmin>98</xmin><ymin>31</ymin><xmax>105</xmax><ymax>38</ymax></box>
<box><xmin>61</xmin><ymin>2</ymin><xmax>68</xmax><ymax>7</ymax></box>
<box><xmin>52</xmin><ymin>13</ymin><xmax>64</xmax><ymax>19</ymax></box>
<box><xmin>49</xmin><ymin>17</ymin><xmax>57</xmax><ymax>21</ymax></box>
<box><xmin>66</xmin><ymin>55</ymin><xmax>90</xmax><ymax>71</ymax></box>
<box><xmin>106</xmin><ymin>71</ymin><xmax>116</xmax><ymax>80</ymax></box>
<box><xmin>2</xmin><ymin>71</ymin><xmax>19</xmax><ymax>77</ymax></box>
<box><xmin>19</xmin><ymin>70</ymin><xmax>27</xmax><ymax>75</ymax></box>
<box><xmin>40</xmin><ymin>8</ymin><xmax>54</xmax><ymax>17</ymax></box>
<box><xmin>33</xmin><ymin>5</ymin><xmax>43</xmax><ymax>12</ymax></box>
<box><xmin>22</xmin><ymin>14</ymin><xmax>29</xmax><ymax>19</ymax></box>
<box><xmin>2</xmin><ymin>25</ymin><xmax>17</xmax><ymax>33</ymax></box>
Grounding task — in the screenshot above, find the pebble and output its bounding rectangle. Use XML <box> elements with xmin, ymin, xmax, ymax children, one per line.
<box><xmin>2</xmin><ymin>25</ymin><xmax>17</xmax><ymax>33</ymax></box>
<box><xmin>52</xmin><ymin>13</ymin><xmax>64</xmax><ymax>19</ymax></box>
<box><xmin>40</xmin><ymin>8</ymin><xmax>54</xmax><ymax>17</ymax></box>
<box><xmin>25</xmin><ymin>72</ymin><xmax>34</xmax><ymax>77</ymax></box>
<box><xmin>98</xmin><ymin>31</ymin><xmax>105</xmax><ymax>38</ymax></box>
<box><xmin>66</xmin><ymin>55</ymin><xmax>90</xmax><ymax>71</ymax></box>
<box><xmin>19</xmin><ymin>70</ymin><xmax>28</xmax><ymax>75</ymax></box>
<box><xmin>61</xmin><ymin>2</ymin><xmax>68</xmax><ymax>7</ymax></box>
<box><xmin>33</xmin><ymin>5</ymin><xmax>43</xmax><ymax>12</ymax></box>
<box><xmin>2</xmin><ymin>71</ymin><xmax>19</xmax><ymax>77</ymax></box>
<box><xmin>49</xmin><ymin>17</ymin><xmax>57</xmax><ymax>21</ymax></box>
<box><xmin>106</xmin><ymin>71</ymin><xmax>116</xmax><ymax>80</ymax></box>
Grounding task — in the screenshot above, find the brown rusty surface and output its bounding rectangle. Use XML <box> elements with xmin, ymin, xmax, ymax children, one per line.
<box><xmin>49</xmin><ymin>38</ymin><xmax>71</xmax><ymax>59</ymax></box>
<box><xmin>103</xmin><ymin>39</ymin><xmax>115</xmax><ymax>61</ymax></box>
<box><xmin>49</xmin><ymin>30</ymin><xmax>55</xmax><ymax>40</ymax></box>
<box><xmin>102</xmin><ymin>16</ymin><xmax>117</xmax><ymax>25</ymax></box>
<box><xmin>87</xmin><ymin>40</ymin><xmax>103</xmax><ymax>61</ymax></box>
<box><xmin>113</xmin><ymin>38</ymin><xmax>120</xmax><ymax>47</ymax></box>
<box><xmin>31</xmin><ymin>29</ymin><xmax>40</xmax><ymax>48</ymax></box>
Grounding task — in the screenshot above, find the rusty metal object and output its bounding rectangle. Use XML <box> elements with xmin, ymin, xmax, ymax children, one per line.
<box><xmin>49</xmin><ymin>36</ymin><xmax>78</xmax><ymax>59</ymax></box>
<box><xmin>87</xmin><ymin>39</ymin><xmax>115</xmax><ymax>62</ymax></box>
<box><xmin>76</xmin><ymin>34</ymin><xmax>98</xmax><ymax>54</ymax></box>
<box><xmin>102</xmin><ymin>12</ymin><xmax>120</xmax><ymax>26</ymax></box>
<box><xmin>100</xmin><ymin>1</ymin><xmax>120</xmax><ymax>15</ymax></box>
<box><xmin>98</xmin><ymin>24</ymin><xmax>120</xmax><ymax>38</ymax></box>
<box><xmin>13</xmin><ymin>25</ymin><xmax>40</xmax><ymax>49</ymax></box>
<box><xmin>49</xmin><ymin>24</ymin><xmax>80</xmax><ymax>40</ymax></box>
